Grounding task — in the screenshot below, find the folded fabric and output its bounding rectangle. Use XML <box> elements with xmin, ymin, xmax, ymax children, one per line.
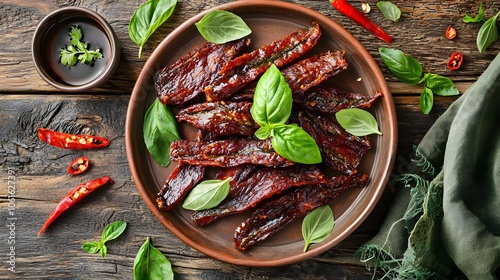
<box><xmin>357</xmin><ymin>52</ymin><xmax>500</xmax><ymax>279</ymax></box>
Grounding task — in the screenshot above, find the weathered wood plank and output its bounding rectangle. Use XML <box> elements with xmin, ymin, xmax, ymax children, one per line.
<box><xmin>0</xmin><ymin>0</ymin><xmax>498</xmax><ymax>93</ymax></box>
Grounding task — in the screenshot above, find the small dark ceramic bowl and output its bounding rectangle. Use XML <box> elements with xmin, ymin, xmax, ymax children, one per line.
<box><xmin>32</xmin><ymin>7</ymin><xmax>120</xmax><ymax>91</ymax></box>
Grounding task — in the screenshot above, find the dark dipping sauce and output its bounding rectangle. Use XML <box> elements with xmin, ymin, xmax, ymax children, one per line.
<box><xmin>41</xmin><ymin>16</ymin><xmax>111</xmax><ymax>86</ymax></box>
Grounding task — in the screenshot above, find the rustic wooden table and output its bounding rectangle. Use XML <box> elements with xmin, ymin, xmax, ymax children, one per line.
<box><xmin>1</xmin><ymin>0</ymin><xmax>499</xmax><ymax>279</ymax></box>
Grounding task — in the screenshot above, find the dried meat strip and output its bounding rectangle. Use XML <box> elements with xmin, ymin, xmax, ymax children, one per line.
<box><xmin>298</xmin><ymin>111</ymin><xmax>371</xmax><ymax>174</ymax></box>
<box><xmin>156</xmin><ymin>164</ymin><xmax>205</xmax><ymax>210</ymax></box>
<box><xmin>170</xmin><ymin>139</ymin><xmax>294</xmax><ymax>167</ymax></box>
<box><xmin>233</xmin><ymin>173</ymin><xmax>368</xmax><ymax>250</ymax></box>
<box><xmin>228</xmin><ymin>50</ymin><xmax>348</xmax><ymax>101</ymax></box>
<box><xmin>295</xmin><ymin>85</ymin><xmax>382</xmax><ymax>113</ymax></box>
<box><xmin>214</xmin><ymin>164</ymin><xmax>259</xmax><ymax>195</ymax></box>
<box><xmin>204</xmin><ymin>22</ymin><xmax>322</xmax><ymax>101</ymax></box>
<box><xmin>176</xmin><ymin>101</ymin><xmax>259</xmax><ymax>137</ymax></box>
<box><xmin>155</xmin><ymin>38</ymin><xmax>250</xmax><ymax>105</ymax></box>
<box><xmin>192</xmin><ymin>165</ymin><xmax>328</xmax><ymax>226</ymax></box>
<box><xmin>281</xmin><ymin>50</ymin><xmax>348</xmax><ymax>94</ymax></box>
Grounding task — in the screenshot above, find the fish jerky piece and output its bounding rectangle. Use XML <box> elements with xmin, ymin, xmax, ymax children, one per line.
<box><xmin>298</xmin><ymin>111</ymin><xmax>371</xmax><ymax>174</ymax></box>
<box><xmin>204</xmin><ymin>22</ymin><xmax>322</xmax><ymax>101</ymax></box>
<box><xmin>192</xmin><ymin>165</ymin><xmax>328</xmax><ymax>226</ymax></box>
<box><xmin>170</xmin><ymin>139</ymin><xmax>294</xmax><ymax>167</ymax></box>
<box><xmin>233</xmin><ymin>173</ymin><xmax>368</xmax><ymax>250</ymax></box>
<box><xmin>176</xmin><ymin>101</ymin><xmax>259</xmax><ymax>137</ymax></box>
<box><xmin>155</xmin><ymin>38</ymin><xmax>250</xmax><ymax>105</ymax></box>
<box><xmin>281</xmin><ymin>50</ymin><xmax>348</xmax><ymax>94</ymax></box>
<box><xmin>156</xmin><ymin>164</ymin><xmax>205</xmax><ymax>211</ymax></box>
<box><xmin>295</xmin><ymin>85</ymin><xmax>382</xmax><ymax>113</ymax></box>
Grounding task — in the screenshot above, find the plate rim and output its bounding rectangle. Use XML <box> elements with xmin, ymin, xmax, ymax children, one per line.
<box><xmin>125</xmin><ymin>0</ymin><xmax>398</xmax><ymax>267</ymax></box>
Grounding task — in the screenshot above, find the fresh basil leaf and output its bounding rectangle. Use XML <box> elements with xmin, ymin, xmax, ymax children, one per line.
<box><xmin>101</xmin><ymin>221</ymin><xmax>127</xmax><ymax>243</ymax></box>
<box><xmin>251</xmin><ymin>64</ymin><xmax>293</xmax><ymax>126</ymax></box>
<box><xmin>133</xmin><ymin>237</ymin><xmax>173</xmax><ymax>280</ymax></box>
<box><xmin>335</xmin><ymin>108</ymin><xmax>382</xmax><ymax>136</ymax></box>
<box><xmin>302</xmin><ymin>205</ymin><xmax>334</xmax><ymax>252</ymax></box>
<box><xmin>182</xmin><ymin>178</ymin><xmax>231</xmax><ymax>210</ymax></box>
<box><xmin>477</xmin><ymin>12</ymin><xmax>500</xmax><ymax>53</ymax></box>
<box><xmin>463</xmin><ymin>3</ymin><xmax>485</xmax><ymax>23</ymax></box>
<box><xmin>271</xmin><ymin>124</ymin><xmax>322</xmax><ymax>164</ymax></box>
<box><xmin>420</xmin><ymin>87</ymin><xmax>434</xmax><ymax>115</ymax></box>
<box><xmin>195</xmin><ymin>10</ymin><xmax>252</xmax><ymax>44</ymax></box>
<box><xmin>424</xmin><ymin>73</ymin><xmax>459</xmax><ymax>96</ymax></box>
<box><xmin>128</xmin><ymin>0</ymin><xmax>177</xmax><ymax>58</ymax></box>
<box><xmin>143</xmin><ymin>98</ymin><xmax>180</xmax><ymax>167</ymax></box>
<box><xmin>82</xmin><ymin>241</ymin><xmax>102</xmax><ymax>254</ymax></box>
<box><xmin>254</xmin><ymin>125</ymin><xmax>272</xmax><ymax>140</ymax></box>
<box><xmin>377</xmin><ymin>1</ymin><xmax>401</xmax><ymax>22</ymax></box>
<box><xmin>100</xmin><ymin>245</ymin><xmax>108</xmax><ymax>258</ymax></box>
<box><xmin>379</xmin><ymin>48</ymin><xmax>423</xmax><ymax>85</ymax></box>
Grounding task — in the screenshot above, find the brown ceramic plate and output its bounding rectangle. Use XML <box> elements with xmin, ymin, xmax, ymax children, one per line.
<box><xmin>126</xmin><ymin>0</ymin><xmax>397</xmax><ymax>267</ymax></box>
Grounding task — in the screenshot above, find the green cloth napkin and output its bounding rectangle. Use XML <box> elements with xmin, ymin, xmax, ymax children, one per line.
<box><xmin>357</xmin><ymin>52</ymin><xmax>500</xmax><ymax>280</ymax></box>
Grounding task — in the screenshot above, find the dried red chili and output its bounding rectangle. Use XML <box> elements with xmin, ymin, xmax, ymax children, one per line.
<box><xmin>38</xmin><ymin>128</ymin><xmax>110</xmax><ymax>150</ymax></box>
<box><xmin>330</xmin><ymin>0</ymin><xmax>392</xmax><ymax>43</ymax></box>
<box><xmin>68</xmin><ymin>156</ymin><xmax>90</xmax><ymax>175</ymax></box>
<box><xmin>445</xmin><ymin>26</ymin><xmax>457</xmax><ymax>40</ymax></box>
<box><xmin>38</xmin><ymin>176</ymin><xmax>113</xmax><ymax>236</ymax></box>
<box><xmin>447</xmin><ymin>51</ymin><xmax>463</xmax><ymax>71</ymax></box>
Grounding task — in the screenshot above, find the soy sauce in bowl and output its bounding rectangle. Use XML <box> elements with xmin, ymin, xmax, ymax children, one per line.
<box><xmin>32</xmin><ymin>7</ymin><xmax>120</xmax><ymax>91</ymax></box>
<box><xmin>42</xmin><ymin>17</ymin><xmax>111</xmax><ymax>86</ymax></box>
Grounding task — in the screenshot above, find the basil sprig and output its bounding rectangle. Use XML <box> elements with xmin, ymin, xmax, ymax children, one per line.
<box><xmin>377</xmin><ymin>1</ymin><xmax>401</xmax><ymax>22</ymax></box>
<box><xmin>302</xmin><ymin>205</ymin><xmax>335</xmax><ymax>252</ymax></box>
<box><xmin>463</xmin><ymin>3</ymin><xmax>485</xmax><ymax>23</ymax></box>
<box><xmin>133</xmin><ymin>237</ymin><xmax>173</xmax><ymax>280</ymax></box>
<box><xmin>477</xmin><ymin>11</ymin><xmax>500</xmax><ymax>53</ymax></box>
<box><xmin>82</xmin><ymin>221</ymin><xmax>127</xmax><ymax>257</ymax></box>
<box><xmin>250</xmin><ymin>65</ymin><xmax>321</xmax><ymax>164</ymax></box>
<box><xmin>379</xmin><ymin>48</ymin><xmax>459</xmax><ymax>114</ymax></box>
<box><xmin>143</xmin><ymin>98</ymin><xmax>180</xmax><ymax>167</ymax></box>
<box><xmin>195</xmin><ymin>10</ymin><xmax>252</xmax><ymax>44</ymax></box>
<box><xmin>335</xmin><ymin>108</ymin><xmax>382</xmax><ymax>136</ymax></box>
<box><xmin>129</xmin><ymin>0</ymin><xmax>177</xmax><ymax>58</ymax></box>
<box><xmin>182</xmin><ymin>178</ymin><xmax>231</xmax><ymax>210</ymax></box>
<box><xmin>463</xmin><ymin>4</ymin><xmax>500</xmax><ymax>52</ymax></box>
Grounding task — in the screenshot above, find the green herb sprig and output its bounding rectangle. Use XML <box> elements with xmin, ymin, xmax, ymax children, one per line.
<box><xmin>143</xmin><ymin>98</ymin><xmax>180</xmax><ymax>167</ymax></box>
<box><xmin>182</xmin><ymin>178</ymin><xmax>231</xmax><ymax>210</ymax></box>
<box><xmin>82</xmin><ymin>221</ymin><xmax>127</xmax><ymax>257</ymax></box>
<box><xmin>129</xmin><ymin>0</ymin><xmax>177</xmax><ymax>58</ymax></box>
<box><xmin>250</xmin><ymin>64</ymin><xmax>321</xmax><ymax>164</ymax></box>
<box><xmin>463</xmin><ymin>3</ymin><xmax>500</xmax><ymax>52</ymax></box>
<box><xmin>133</xmin><ymin>237</ymin><xmax>174</xmax><ymax>280</ymax></box>
<box><xmin>195</xmin><ymin>10</ymin><xmax>252</xmax><ymax>44</ymax></box>
<box><xmin>60</xmin><ymin>25</ymin><xmax>102</xmax><ymax>68</ymax></box>
<box><xmin>302</xmin><ymin>205</ymin><xmax>335</xmax><ymax>252</ymax></box>
<box><xmin>377</xmin><ymin>1</ymin><xmax>401</xmax><ymax>22</ymax></box>
<box><xmin>379</xmin><ymin>48</ymin><xmax>459</xmax><ymax>114</ymax></box>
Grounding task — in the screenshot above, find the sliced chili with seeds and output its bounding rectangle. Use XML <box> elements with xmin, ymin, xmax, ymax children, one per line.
<box><xmin>38</xmin><ymin>176</ymin><xmax>113</xmax><ymax>236</ymax></box>
<box><xmin>447</xmin><ymin>51</ymin><xmax>463</xmax><ymax>71</ymax></box>
<box><xmin>445</xmin><ymin>26</ymin><xmax>457</xmax><ymax>40</ymax></box>
<box><xmin>37</xmin><ymin>128</ymin><xmax>110</xmax><ymax>150</ymax></box>
<box><xmin>68</xmin><ymin>156</ymin><xmax>90</xmax><ymax>175</ymax></box>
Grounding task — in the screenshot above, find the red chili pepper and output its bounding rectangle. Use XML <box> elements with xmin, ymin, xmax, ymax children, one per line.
<box><xmin>38</xmin><ymin>128</ymin><xmax>110</xmax><ymax>150</ymax></box>
<box><xmin>445</xmin><ymin>25</ymin><xmax>457</xmax><ymax>40</ymax></box>
<box><xmin>330</xmin><ymin>0</ymin><xmax>393</xmax><ymax>43</ymax></box>
<box><xmin>38</xmin><ymin>176</ymin><xmax>113</xmax><ymax>236</ymax></box>
<box><xmin>447</xmin><ymin>51</ymin><xmax>463</xmax><ymax>71</ymax></box>
<box><xmin>67</xmin><ymin>156</ymin><xmax>90</xmax><ymax>175</ymax></box>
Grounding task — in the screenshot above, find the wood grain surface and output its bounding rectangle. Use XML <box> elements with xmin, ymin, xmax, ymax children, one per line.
<box><xmin>1</xmin><ymin>0</ymin><xmax>499</xmax><ymax>279</ymax></box>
